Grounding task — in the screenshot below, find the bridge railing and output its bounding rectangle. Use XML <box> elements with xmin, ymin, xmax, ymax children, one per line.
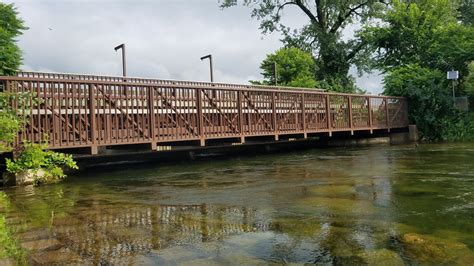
<box><xmin>0</xmin><ymin>72</ymin><xmax>408</xmax><ymax>153</ymax></box>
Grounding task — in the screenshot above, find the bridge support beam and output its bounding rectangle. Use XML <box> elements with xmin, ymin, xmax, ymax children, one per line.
<box><xmin>90</xmin><ymin>145</ymin><xmax>98</xmax><ymax>155</ymax></box>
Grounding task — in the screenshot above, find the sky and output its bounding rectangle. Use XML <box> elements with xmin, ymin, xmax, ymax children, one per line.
<box><xmin>9</xmin><ymin>0</ymin><xmax>383</xmax><ymax>94</ymax></box>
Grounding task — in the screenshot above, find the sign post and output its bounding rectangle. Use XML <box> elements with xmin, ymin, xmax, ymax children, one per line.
<box><xmin>447</xmin><ymin>70</ymin><xmax>459</xmax><ymax>106</ymax></box>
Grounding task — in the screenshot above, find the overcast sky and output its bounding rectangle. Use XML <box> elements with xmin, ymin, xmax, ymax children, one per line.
<box><xmin>9</xmin><ymin>0</ymin><xmax>383</xmax><ymax>94</ymax></box>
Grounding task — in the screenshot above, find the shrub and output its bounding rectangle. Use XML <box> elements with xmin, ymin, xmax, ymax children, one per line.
<box><xmin>384</xmin><ymin>64</ymin><xmax>473</xmax><ymax>141</ymax></box>
<box><xmin>5</xmin><ymin>142</ymin><xmax>78</xmax><ymax>185</ymax></box>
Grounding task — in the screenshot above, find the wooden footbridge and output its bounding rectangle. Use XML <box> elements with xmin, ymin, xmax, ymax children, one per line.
<box><xmin>0</xmin><ymin>72</ymin><xmax>408</xmax><ymax>154</ymax></box>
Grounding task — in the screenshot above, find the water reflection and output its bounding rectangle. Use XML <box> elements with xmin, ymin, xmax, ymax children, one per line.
<box><xmin>2</xmin><ymin>143</ymin><xmax>474</xmax><ymax>264</ymax></box>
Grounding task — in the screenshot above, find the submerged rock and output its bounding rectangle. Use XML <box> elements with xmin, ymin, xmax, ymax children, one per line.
<box><xmin>358</xmin><ymin>249</ymin><xmax>404</xmax><ymax>266</ymax></box>
<box><xmin>0</xmin><ymin>258</ymin><xmax>16</xmax><ymax>266</ymax></box>
<box><xmin>271</xmin><ymin>217</ymin><xmax>322</xmax><ymax>238</ymax></box>
<box><xmin>298</xmin><ymin>197</ymin><xmax>376</xmax><ymax>216</ymax></box>
<box><xmin>308</xmin><ymin>185</ymin><xmax>356</xmax><ymax>198</ymax></box>
<box><xmin>29</xmin><ymin>248</ymin><xmax>82</xmax><ymax>265</ymax></box>
<box><xmin>20</xmin><ymin>238</ymin><xmax>62</xmax><ymax>252</ymax></box>
<box><xmin>401</xmin><ymin>233</ymin><xmax>472</xmax><ymax>264</ymax></box>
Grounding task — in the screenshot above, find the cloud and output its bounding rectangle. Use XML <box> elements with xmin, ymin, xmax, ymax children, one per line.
<box><xmin>10</xmin><ymin>0</ymin><xmax>383</xmax><ymax>93</ymax></box>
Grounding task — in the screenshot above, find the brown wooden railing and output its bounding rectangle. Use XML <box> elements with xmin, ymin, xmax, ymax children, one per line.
<box><xmin>0</xmin><ymin>72</ymin><xmax>408</xmax><ymax>154</ymax></box>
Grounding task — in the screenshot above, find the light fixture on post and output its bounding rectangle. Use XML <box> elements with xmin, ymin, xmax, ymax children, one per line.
<box><xmin>200</xmin><ymin>54</ymin><xmax>214</xmax><ymax>83</ymax></box>
<box><xmin>114</xmin><ymin>43</ymin><xmax>127</xmax><ymax>78</ymax></box>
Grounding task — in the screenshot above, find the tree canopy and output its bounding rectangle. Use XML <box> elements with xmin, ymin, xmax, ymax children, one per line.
<box><xmin>366</xmin><ymin>0</ymin><xmax>474</xmax><ymax>141</ymax></box>
<box><xmin>362</xmin><ymin>0</ymin><xmax>474</xmax><ymax>77</ymax></box>
<box><xmin>252</xmin><ymin>47</ymin><xmax>318</xmax><ymax>88</ymax></box>
<box><xmin>220</xmin><ymin>0</ymin><xmax>386</xmax><ymax>93</ymax></box>
<box><xmin>0</xmin><ymin>3</ymin><xmax>27</xmax><ymax>76</ymax></box>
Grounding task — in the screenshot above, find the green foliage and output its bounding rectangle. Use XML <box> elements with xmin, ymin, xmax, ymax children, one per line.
<box><xmin>254</xmin><ymin>47</ymin><xmax>318</xmax><ymax>88</ymax></box>
<box><xmin>6</xmin><ymin>142</ymin><xmax>79</xmax><ymax>185</ymax></box>
<box><xmin>465</xmin><ymin>62</ymin><xmax>474</xmax><ymax>97</ymax></box>
<box><xmin>384</xmin><ymin>64</ymin><xmax>474</xmax><ymax>141</ymax></box>
<box><xmin>220</xmin><ymin>0</ymin><xmax>385</xmax><ymax>93</ymax></box>
<box><xmin>363</xmin><ymin>0</ymin><xmax>474</xmax><ymax>81</ymax></box>
<box><xmin>459</xmin><ymin>0</ymin><xmax>474</xmax><ymax>26</ymax></box>
<box><xmin>363</xmin><ymin>0</ymin><xmax>455</xmax><ymax>68</ymax></box>
<box><xmin>0</xmin><ymin>92</ymin><xmax>31</xmax><ymax>152</ymax></box>
<box><xmin>0</xmin><ymin>3</ymin><xmax>27</xmax><ymax>76</ymax></box>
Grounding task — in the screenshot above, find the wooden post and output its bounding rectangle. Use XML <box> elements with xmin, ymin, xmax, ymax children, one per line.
<box><xmin>237</xmin><ymin>91</ymin><xmax>244</xmax><ymax>143</ymax></box>
<box><xmin>326</xmin><ymin>94</ymin><xmax>332</xmax><ymax>137</ymax></box>
<box><xmin>302</xmin><ymin>93</ymin><xmax>307</xmax><ymax>138</ymax></box>
<box><xmin>148</xmin><ymin>86</ymin><xmax>157</xmax><ymax>150</ymax></box>
<box><xmin>368</xmin><ymin>97</ymin><xmax>373</xmax><ymax>134</ymax></box>
<box><xmin>348</xmin><ymin>96</ymin><xmax>353</xmax><ymax>135</ymax></box>
<box><xmin>196</xmin><ymin>88</ymin><xmax>205</xmax><ymax>146</ymax></box>
<box><xmin>273</xmin><ymin>92</ymin><xmax>278</xmax><ymax>141</ymax></box>
<box><xmin>88</xmin><ymin>84</ymin><xmax>98</xmax><ymax>154</ymax></box>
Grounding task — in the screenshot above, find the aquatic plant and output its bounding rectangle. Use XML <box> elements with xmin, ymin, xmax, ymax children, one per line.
<box><xmin>0</xmin><ymin>192</ymin><xmax>27</xmax><ymax>264</ymax></box>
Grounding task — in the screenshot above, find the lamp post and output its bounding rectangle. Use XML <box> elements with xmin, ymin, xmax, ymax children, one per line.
<box><xmin>114</xmin><ymin>43</ymin><xmax>127</xmax><ymax>77</ymax></box>
<box><xmin>200</xmin><ymin>54</ymin><xmax>214</xmax><ymax>83</ymax></box>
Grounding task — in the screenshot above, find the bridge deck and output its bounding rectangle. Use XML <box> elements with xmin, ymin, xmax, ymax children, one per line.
<box><xmin>0</xmin><ymin>72</ymin><xmax>409</xmax><ymax>154</ymax></box>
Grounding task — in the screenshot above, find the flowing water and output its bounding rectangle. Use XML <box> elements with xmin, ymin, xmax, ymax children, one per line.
<box><xmin>1</xmin><ymin>143</ymin><xmax>474</xmax><ymax>265</ymax></box>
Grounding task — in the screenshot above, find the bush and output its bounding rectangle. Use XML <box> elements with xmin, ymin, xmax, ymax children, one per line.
<box><xmin>384</xmin><ymin>64</ymin><xmax>473</xmax><ymax>141</ymax></box>
<box><xmin>6</xmin><ymin>142</ymin><xmax>78</xmax><ymax>185</ymax></box>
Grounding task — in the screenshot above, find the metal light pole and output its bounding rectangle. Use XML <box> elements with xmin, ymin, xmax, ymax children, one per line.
<box><xmin>200</xmin><ymin>54</ymin><xmax>214</xmax><ymax>82</ymax></box>
<box><xmin>114</xmin><ymin>43</ymin><xmax>127</xmax><ymax>77</ymax></box>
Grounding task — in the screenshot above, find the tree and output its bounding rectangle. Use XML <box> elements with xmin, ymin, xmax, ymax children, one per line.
<box><xmin>363</xmin><ymin>0</ymin><xmax>474</xmax><ymax>95</ymax></box>
<box><xmin>459</xmin><ymin>0</ymin><xmax>474</xmax><ymax>26</ymax></box>
<box><xmin>220</xmin><ymin>0</ymin><xmax>385</xmax><ymax>93</ymax></box>
<box><xmin>253</xmin><ymin>47</ymin><xmax>318</xmax><ymax>88</ymax></box>
<box><xmin>383</xmin><ymin>64</ymin><xmax>456</xmax><ymax>140</ymax></box>
<box><xmin>465</xmin><ymin>61</ymin><xmax>474</xmax><ymax>106</ymax></box>
<box><xmin>363</xmin><ymin>0</ymin><xmax>455</xmax><ymax>69</ymax></box>
<box><xmin>0</xmin><ymin>3</ymin><xmax>26</xmax><ymax>151</ymax></box>
<box><xmin>0</xmin><ymin>3</ymin><xmax>27</xmax><ymax>76</ymax></box>
<box><xmin>363</xmin><ymin>0</ymin><xmax>474</xmax><ymax>74</ymax></box>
